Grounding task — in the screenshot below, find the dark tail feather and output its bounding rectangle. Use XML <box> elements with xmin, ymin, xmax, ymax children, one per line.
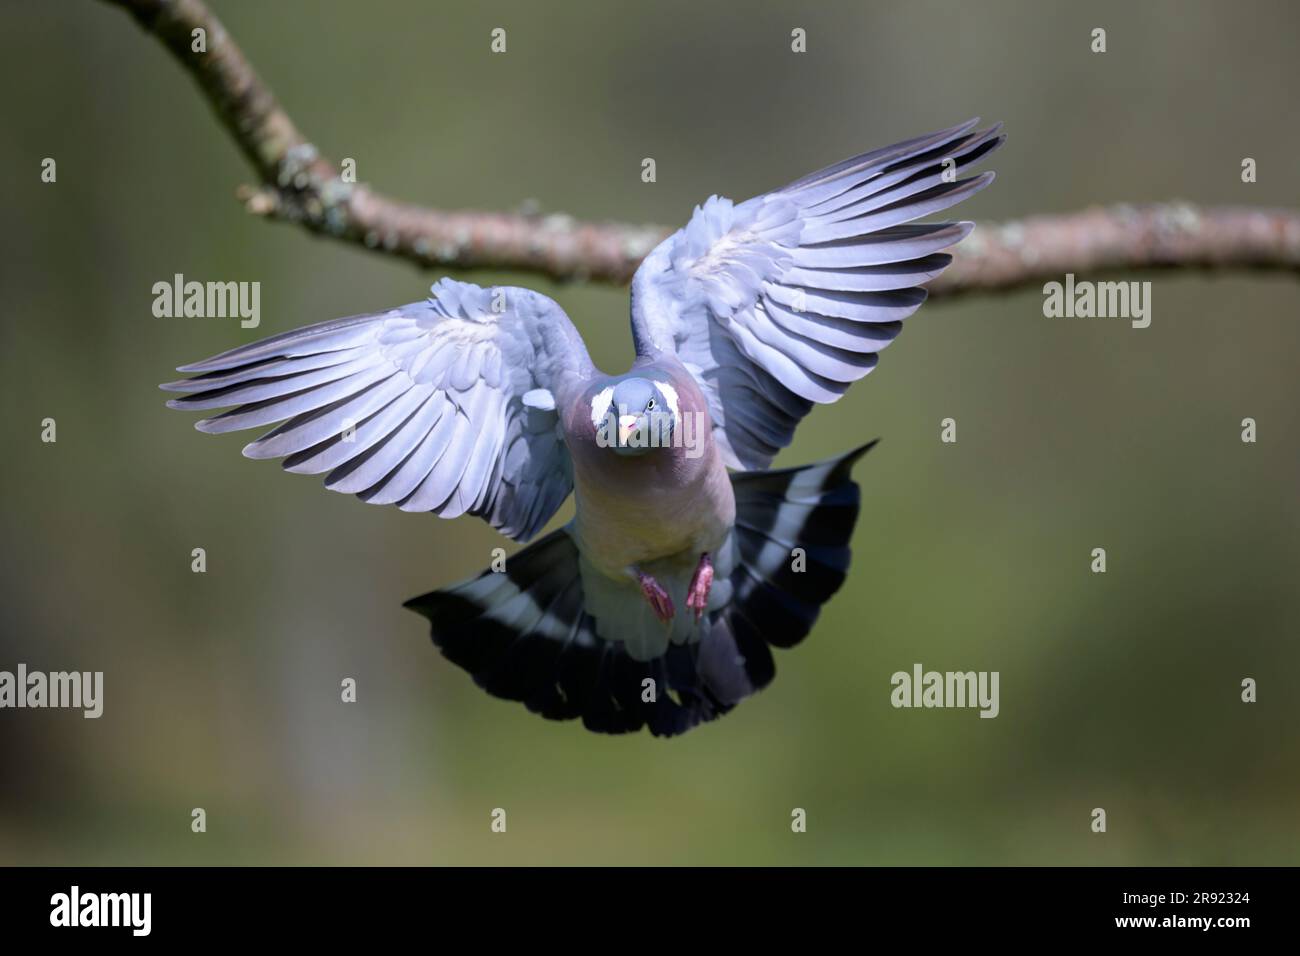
<box><xmin>405</xmin><ymin>441</ymin><xmax>874</xmax><ymax>737</ymax></box>
<box><xmin>724</xmin><ymin>439</ymin><xmax>874</xmax><ymax>651</ymax></box>
<box><xmin>404</xmin><ymin>531</ymin><xmax>726</xmax><ymax>736</ymax></box>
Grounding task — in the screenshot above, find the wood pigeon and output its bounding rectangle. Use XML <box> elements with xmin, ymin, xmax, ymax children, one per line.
<box><xmin>162</xmin><ymin>119</ymin><xmax>1004</xmax><ymax>736</ymax></box>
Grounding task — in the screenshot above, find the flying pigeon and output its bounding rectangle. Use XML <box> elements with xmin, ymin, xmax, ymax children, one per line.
<box><xmin>163</xmin><ymin>119</ymin><xmax>1003</xmax><ymax>736</ymax></box>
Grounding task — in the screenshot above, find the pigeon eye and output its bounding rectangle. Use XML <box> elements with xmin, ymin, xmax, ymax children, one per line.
<box><xmin>646</xmin><ymin>398</ymin><xmax>656</xmax><ymax>411</ymax></box>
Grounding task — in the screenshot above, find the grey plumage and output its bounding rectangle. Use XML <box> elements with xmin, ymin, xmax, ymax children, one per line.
<box><xmin>406</xmin><ymin>443</ymin><xmax>873</xmax><ymax>737</ymax></box>
<box><xmin>163</xmin><ymin>120</ymin><xmax>1003</xmax><ymax>735</ymax></box>
<box><xmin>630</xmin><ymin>117</ymin><xmax>1003</xmax><ymax>469</ymax></box>
<box><xmin>163</xmin><ymin>282</ymin><xmax>591</xmax><ymax>541</ymax></box>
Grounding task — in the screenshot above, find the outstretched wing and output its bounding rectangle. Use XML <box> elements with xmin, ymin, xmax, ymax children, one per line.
<box><xmin>162</xmin><ymin>279</ymin><xmax>596</xmax><ymax>541</ymax></box>
<box><xmin>630</xmin><ymin>119</ymin><xmax>1004</xmax><ymax>469</ymax></box>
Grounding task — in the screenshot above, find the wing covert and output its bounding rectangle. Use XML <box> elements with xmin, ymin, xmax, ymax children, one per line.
<box><xmin>163</xmin><ymin>279</ymin><xmax>595</xmax><ymax>541</ymax></box>
<box><xmin>630</xmin><ymin>119</ymin><xmax>1004</xmax><ymax>469</ymax></box>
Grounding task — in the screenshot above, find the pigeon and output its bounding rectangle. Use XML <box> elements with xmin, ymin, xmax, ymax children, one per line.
<box><xmin>162</xmin><ymin>119</ymin><xmax>1004</xmax><ymax>736</ymax></box>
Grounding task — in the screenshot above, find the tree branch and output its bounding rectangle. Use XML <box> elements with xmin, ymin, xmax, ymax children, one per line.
<box><xmin>936</xmin><ymin>203</ymin><xmax>1300</xmax><ymax>295</ymax></box>
<box><xmin>103</xmin><ymin>0</ymin><xmax>1300</xmax><ymax>292</ymax></box>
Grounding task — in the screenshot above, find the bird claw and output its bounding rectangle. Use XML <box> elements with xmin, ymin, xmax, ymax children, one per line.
<box><xmin>636</xmin><ymin>571</ymin><xmax>675</xmax><ymax>624</ymax></box>
<box><xmin>686</xmin><ymin>552</ymin><xmax>713</xmax><ymax>622</ymax></box>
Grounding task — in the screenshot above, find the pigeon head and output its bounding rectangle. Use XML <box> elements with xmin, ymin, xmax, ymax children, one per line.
<box><xmin>591</xmin><ymin>376</ymin><xmax>680</xmax><ymax>456</ymax></box>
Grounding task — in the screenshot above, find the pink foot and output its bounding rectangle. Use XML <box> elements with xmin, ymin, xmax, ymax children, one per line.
<box><xmin>686</xmin><ymin>552</ymin><xmax>714</xmax><ymax>621</ymax></box>
<box><xmin>636</xmin><ymin>570</ymin><xmax>675</xmax><ymax>624</ymax></box>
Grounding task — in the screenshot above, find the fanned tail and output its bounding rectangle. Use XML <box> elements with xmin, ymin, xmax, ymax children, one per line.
<box><xmin>405</xmin><ymin>441</ymin><xmax>875</xmax><ymax>736</ymax></box>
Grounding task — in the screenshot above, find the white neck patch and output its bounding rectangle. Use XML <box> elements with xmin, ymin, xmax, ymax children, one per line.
<box><xmin>656</xmin><ymin>381</ymin><xmax>680</xmax><ymax>419</ymax></box>
<box><xmin>589</xmin><ymin>386</ymin><xmax>615</xmax><ymax>428</ymax></box>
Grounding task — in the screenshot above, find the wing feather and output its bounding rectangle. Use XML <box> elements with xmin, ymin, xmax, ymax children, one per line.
<box><xmin>630</xmin><ymin>120</ymin><xmax>1003</xmax><ymax>468</ymax></box>
<box><xmin>163</xmin><ymin>280</ymin><xmax>596</xmax><ymax>541</ymax></box>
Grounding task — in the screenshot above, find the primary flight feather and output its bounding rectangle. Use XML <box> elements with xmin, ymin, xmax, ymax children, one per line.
<box><xmin>163</xmin><ymin>119</ymin><xmax>1004</xmax><ymax>736</ymax></box>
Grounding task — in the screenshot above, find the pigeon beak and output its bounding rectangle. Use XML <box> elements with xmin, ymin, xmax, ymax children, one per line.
<box><xmin>617</xmin><ymin>415</ymin><xmax>638</xmax><ymax>445</ymax></box>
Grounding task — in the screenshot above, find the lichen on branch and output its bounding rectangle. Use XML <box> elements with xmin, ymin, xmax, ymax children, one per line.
<box><xmin>102</xmin><ymin>0</ymin><xmax>1300</xmax><ymax>291</ymax></box>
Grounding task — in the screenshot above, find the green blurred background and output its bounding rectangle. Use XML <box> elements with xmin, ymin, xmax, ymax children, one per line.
<box><xmin>2</xmin><ymin>0</ymin><xmax>1297</xmax><ymax>865</ymax></box>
